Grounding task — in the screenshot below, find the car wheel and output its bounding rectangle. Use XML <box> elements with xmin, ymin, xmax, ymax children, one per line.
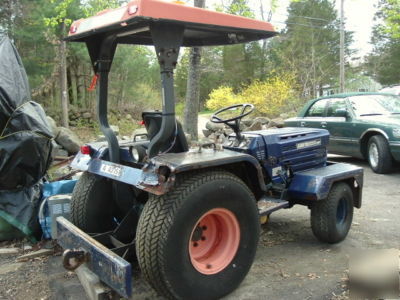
<box><xmin>367</xmin><ymin>135</ymin><xmax>393</xmax><ymax>174</ymax></box>
<box><xmin>311</xmin><ymin>182</ymin><xmax>354</xmax><ymax>244</ymax></box>
<box><xmin>135</xmin><ymin>170</ymin><xmax>260</xmax><ymax>299</ymax></box>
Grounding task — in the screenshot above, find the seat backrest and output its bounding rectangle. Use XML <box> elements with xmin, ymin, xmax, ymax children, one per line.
<box><xmin>142</xmin><ymin>111</ymin><xmax>189</xmax><ymax>154</ymax></box>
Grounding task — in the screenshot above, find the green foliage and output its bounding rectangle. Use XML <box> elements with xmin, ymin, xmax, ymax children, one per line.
<box><xmin>206</xmin><ymin>73</ymin><xmax>297</xmax><ymax>117</ymax></box>
<box><xmin>43</xmin><ymin>0</ymin><xmax>77</xmax><ymax>27</ymax></box>
<box><xmin>227</xmin><ymin>0</ymin><xmax>255</xmax><ymax>18</ymax></box>
<box><xmin>366</xmin><ymin>0</ymin><xmax>400</xmax><ymax>85</ymax></box>
<box><xmin>268</xmin><ymin>0</ymin><xmax>353</xmax><ymax>98</ymax></box>
<box><xmin>175</xmin><ymin>102</ymin><xmax>185</xmax><ymax>117</ymax></box>
<box><xmin>379</xmin><ymin>0</ymin><xmax>400</xmax><ymax>38</ymax></box>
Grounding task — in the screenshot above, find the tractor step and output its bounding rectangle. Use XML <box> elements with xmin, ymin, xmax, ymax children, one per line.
<box><xmin>257</xmin><ymin>197</ymin><xmax>289</xmax><ymax>216</ymax></box>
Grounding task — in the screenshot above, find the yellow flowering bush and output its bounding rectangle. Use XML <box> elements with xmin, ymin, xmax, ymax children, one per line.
<box><xmin>205</xmin><ymin>86</ymin><xmax>242</xmax><ymax>111</ymax></box>
<box><xmin>206</xmin><ymin>73</ymin><xmax>296</xmax><ymax>117</ymax></box>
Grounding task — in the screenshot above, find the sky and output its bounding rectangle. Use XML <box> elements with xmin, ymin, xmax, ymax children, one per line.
<box><xmin>204</xmin><ymin>0</ymin><xmax>380</xmax><ymax>58</ymax></box>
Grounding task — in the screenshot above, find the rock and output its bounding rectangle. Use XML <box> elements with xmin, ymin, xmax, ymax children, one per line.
<box><xmin>55</xmin><ymin>127</ymin><xmax>82</xmax><ymax>154</ymax></box>
<box><xmin>224</xmin><ymin>128</ymin><xmax>234</xmax><ymax>136</ymax></box>
<box><xmin>125</xmin><ymin>114</ymin><xmax>133</xmax><ymax>120</ymax></box>
<box><xmin>0</xmin><ymin>248</ymin><xmax>20</xmax><ymax>255</ymax></box>
<box><xmin>202</xmin><ymin>129</ymin><xmax>212</xmax><ymax>138</ymax></box>
<box><xmin>267</xmin><ymin>118</ymin><xmax>285</xmax><ymax>128</ymax></box>
<box><xmin>254</xmin><ymin>117</ymin><xmax>270</xmax><ymax>125</ymax></box>
<box><xmin>46</xmin><ymin>116</ymin><xmax>59</xmax><ymax>137</ymax></box>
<box><xmin>247</xmin><ymin>120</ymin><xmax>263</xmax><ymax>131</ymax></box>
<box><xmin>205</xmin><ymin>121</ymin><xmax>224</xmax><ymax>132</ymax></box>
<box><xmin>55</xmin><ymin>148</ymin><xmax>69</xmax><ymax>157</ymax></box>
<box><xmin>279</xmin><ymin>112</ymin><xmax>289</xmax><ymax>119</ymax></box>
<box><xmin>82</xmin><ymin>112</ymin><xmax>91</xmax><ymax>119</ymax></box>
<box><xmin>95</xmin><ymin>135</ymin><xmax>106</xmax><ymax>142</ymax></box>
<box><xmin>51</xmin><ymin>140</ymin><xmax>61</xmax><ymax>157</ymax></box>
<box><xmin>242</xmin><ymin>119</ymin><xmax>253</xmax><ymax>126</ymax></box>
<box><xmin>17</xmin><ymin>248</ymin><xmax>53</xmax><ymax>261</ymax></box>
<box><xmin>110</xmin><ymin>125</ymin><xmax>119</xmax><ymax>136</ymax></box>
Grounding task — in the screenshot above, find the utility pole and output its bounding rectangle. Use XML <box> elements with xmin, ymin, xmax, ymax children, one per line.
<box><xmin>339</xmin><ymin>0</ymin><xmax>345</xmax><ymax>93</ymax></box>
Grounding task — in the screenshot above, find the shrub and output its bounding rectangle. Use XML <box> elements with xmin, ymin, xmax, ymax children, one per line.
<box><xmin>206</xmin><ymin>73</ymin><xmax>297</xmax><ymax>117</ymax></box>
<box><xmin>205</xmin><ymin>86</ymin><xmax>242</xmax><ymax>111</ymax></box>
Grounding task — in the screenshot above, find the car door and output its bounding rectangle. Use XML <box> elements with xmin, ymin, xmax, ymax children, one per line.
<box><xmin>324</xmin><ymin>98</ymin><xmax>357</xmax><ymax>155</ymax></box>
<box><xmin>300</xmin><ymin>98</ymin><xmax>329</xmax><ymax>129</ymax></box>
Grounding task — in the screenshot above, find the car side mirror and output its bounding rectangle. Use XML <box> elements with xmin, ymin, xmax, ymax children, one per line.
<box><xmin>335</xmin><ymin>108</ymin><xmax>349</xmax><ymax>118</ymax></box>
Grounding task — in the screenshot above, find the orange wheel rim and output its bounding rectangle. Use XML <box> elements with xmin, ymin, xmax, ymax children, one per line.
<box><xmin>188</xmin><ymin>208</ymin><xmax>240</xmax><ymax>275</ymax></box>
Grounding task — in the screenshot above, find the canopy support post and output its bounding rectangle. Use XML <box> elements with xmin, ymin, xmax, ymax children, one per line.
<box><xmin>147</xmin><ymin>24</ymin><xmax>184</xmax><ymax>158</ymax></box>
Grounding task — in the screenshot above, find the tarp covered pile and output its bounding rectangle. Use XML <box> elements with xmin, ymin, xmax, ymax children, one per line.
<box><xmin>0</xmin><ymin>35</ymin><xmax>53</xmax><ymax>239</ymax></box>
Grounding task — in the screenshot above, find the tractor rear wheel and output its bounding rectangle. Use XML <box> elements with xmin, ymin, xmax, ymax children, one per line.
<box><xmin>136</xmin><ymin>170</ymin><xmax>259</xmax><ymax>299</ymax></box>
<box><xmin>71</xmin><ymin>172</ymin><xmax>117</xmax><ymax>233</ymax></box>
<box><xmin>310</xmin><ymin>182</ymin><xmax>353</xmax><ymax>243</ymax></box>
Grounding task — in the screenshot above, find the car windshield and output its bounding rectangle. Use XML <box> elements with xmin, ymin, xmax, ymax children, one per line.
<box><xmin>349</xmin><ymin>95</ymin><xmax>400</xmax><ymax>116</ymax></box>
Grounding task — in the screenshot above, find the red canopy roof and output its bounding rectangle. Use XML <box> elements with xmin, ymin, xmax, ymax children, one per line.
<box><xmin>67</xmin><ymin>0</ymin><xmax>277</xmax><ymax>46</ymax></box>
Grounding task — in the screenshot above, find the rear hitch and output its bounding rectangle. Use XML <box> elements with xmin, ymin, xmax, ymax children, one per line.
<box><xmin>62</xmin><ymin>249</ymin><xmax>89</xmax><ymax>271</ymax></box>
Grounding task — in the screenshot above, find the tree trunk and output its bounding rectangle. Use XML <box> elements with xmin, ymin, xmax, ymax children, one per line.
<box><xmin>59</xmin><ymin>21</ymin><xmax>69</xmax><ymax>128</ymax></box>
<box><xmin>259</xmin><ymin>0</ymin><xmax>267</xmax><ymax>80</ymax></box>
<box><xmin>69</xmin><ymin>62</ymin><xmax>78</xmax><ymax>107</ymax></box>
<box><xmin>183</xmin><ymin>0</ymin><xmax>205</xmax><ymax>141</ymax></box>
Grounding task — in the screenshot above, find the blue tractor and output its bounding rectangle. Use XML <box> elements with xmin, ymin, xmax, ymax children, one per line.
<box><xmin>57</xmin><ymin>1</ymin><xmax>363</xmax><ymax>299</ymax></box>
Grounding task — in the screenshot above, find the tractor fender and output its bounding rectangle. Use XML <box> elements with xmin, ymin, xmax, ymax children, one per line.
<box><xmin>149</xmin><ymin>148</ymin><xmax>267</xmax><ymax>194</ymax></box>
<box><xmin>287</xmin><ymin>162</ymin><xmax>363</xmax><ymax>208</ymax></box>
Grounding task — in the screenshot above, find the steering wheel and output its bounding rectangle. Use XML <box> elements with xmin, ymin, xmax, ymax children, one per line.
<box><xmin>210</xmin><ymin>104</ymin><xmax>254</xmax><ymax>140</ymax></box>
<box><xmin>211</xmin><ymin>103</ymin><xmax>254</xmax><ymax>124</ymax></box>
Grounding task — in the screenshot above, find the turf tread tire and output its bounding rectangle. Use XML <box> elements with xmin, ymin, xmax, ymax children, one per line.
<box><xmin>311</xmin><ymin>182</ymin><xmax>353</xmax><ymax>244</ymax></box>
<box><xmin>71</xmin><ymin>172</ymin><xmax>113</xmax><ymax>232</ymax></box>
<box><xmin>136</xmin><ymin>170</ymin><xmax>258</xmax><ymax>300</ymax></box>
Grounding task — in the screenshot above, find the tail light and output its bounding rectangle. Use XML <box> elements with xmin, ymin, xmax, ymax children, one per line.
<box><xmin>80</xmin><ymin>145</ymin><xmax>92</xmax><ymax>155</ymax></box>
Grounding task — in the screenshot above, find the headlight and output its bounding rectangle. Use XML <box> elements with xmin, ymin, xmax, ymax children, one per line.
<box><xmin>131</xmin><ymin>148</ymin><xmax>140</xmax><ymax>161</ymax></box>
<box><xmin>129</xmin><ymin>145</ymin><xmax>146</xmax><ymax>162</ymax></box>
<box><xmin>393</xmin><ymin>128</ymin><xmax>400</xmax><ymax>139</ymax></box>
<box><xmin>239</xmin><ymin>139</ymin><xmax>248</xmax><ymax>148</ymax></box>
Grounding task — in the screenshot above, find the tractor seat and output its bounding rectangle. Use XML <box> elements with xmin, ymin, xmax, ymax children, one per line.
<box><xmin>142</xmin><ymin>111</ymin><xmax>189</xmax><ymax>154</ymax></box>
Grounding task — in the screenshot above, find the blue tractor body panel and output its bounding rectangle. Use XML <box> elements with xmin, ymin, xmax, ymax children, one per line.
<box><xmin>288</xmin><ymin>162</ymin><xmax>363</xmax><ymax>204</ymax></box>
<box><xmin>223</xmin><ymin>127</ymin><xmax>330</xmax><ymax>184</ymax></box>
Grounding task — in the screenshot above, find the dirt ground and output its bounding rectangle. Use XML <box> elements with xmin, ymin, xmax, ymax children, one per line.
<box><xmin>0</xmin><ymin>155</ymin><xmax>399</xmax><ymax>300</ymax></box>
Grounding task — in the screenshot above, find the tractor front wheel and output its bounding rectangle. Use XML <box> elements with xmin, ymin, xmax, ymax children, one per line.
<box><xmin>310</xmin><ymin>182</ymin><xmax>354</xmax><ymax>243</ymax></box>
<box><xmin>136</xmin><ymin>170</ymin><xmax>259</xmax><ymax>299</ymax></box>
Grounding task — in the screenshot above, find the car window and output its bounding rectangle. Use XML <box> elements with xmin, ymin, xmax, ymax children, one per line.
<box><xmin>305</xmin><ymin>100</ymin><xmax>328</xmax><ymax>117</ymax></box>
<box><xmin>326</xmin><ymin>99</ymin><xmax>347</xmax><ymax>117</ymax></box>
<box><xmin>349</xmin><ymin>94</ymin><xmax>400</xmax><ymax>116</ymax></box>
